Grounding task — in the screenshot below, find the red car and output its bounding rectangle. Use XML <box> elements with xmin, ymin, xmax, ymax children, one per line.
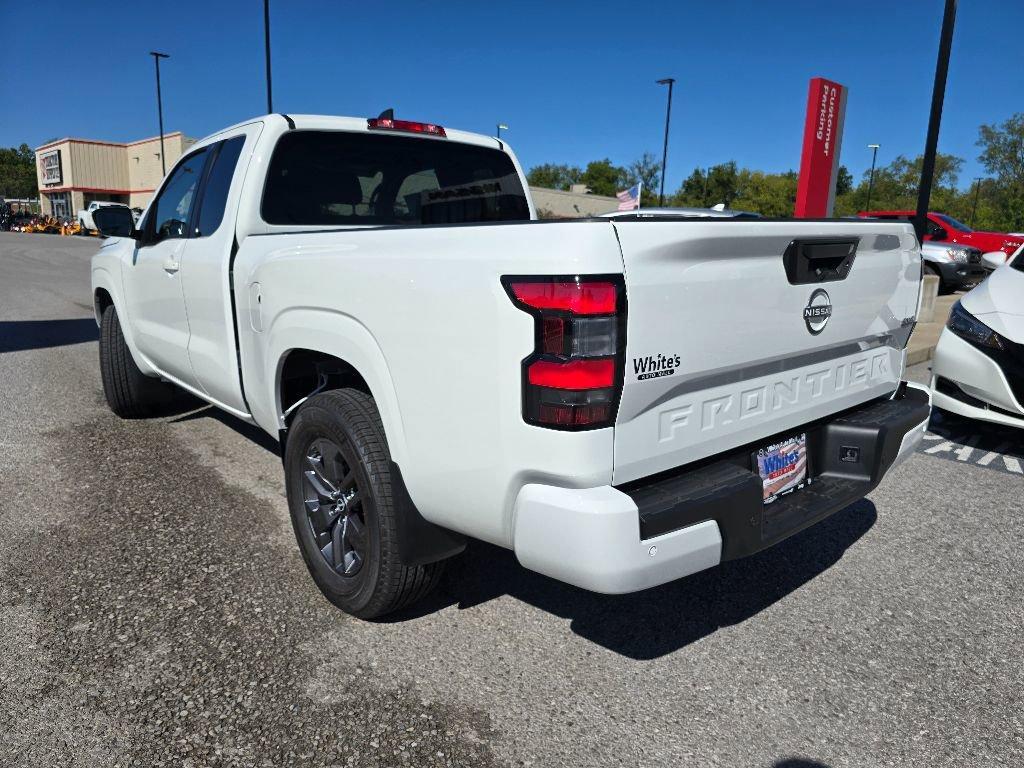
<box><xmin>858</xmin><ymin>210</ymin><xmax>1023</xmax><ymax>257</ymax></box>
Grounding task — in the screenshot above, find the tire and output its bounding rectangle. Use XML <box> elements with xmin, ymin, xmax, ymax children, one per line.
<box><xmin>99</xmin><ymin>304</ymin><xmax>174</xmax><ymax>418</ymax></box>
<box><xmin>284</xmin><ymin>389</ymin><xmax>444</xmax><ymax>619</ymax></box>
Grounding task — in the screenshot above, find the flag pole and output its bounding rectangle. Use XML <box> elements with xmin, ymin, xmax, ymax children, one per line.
<box><xmin>637</xmin><ymin>181</ymin><xmax>642</xmax><ymax>211</ymax></box>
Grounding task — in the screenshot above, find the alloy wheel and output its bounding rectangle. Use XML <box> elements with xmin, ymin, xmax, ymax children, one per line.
<box><xmin>302</xmin><ymin>438</ymin><xmax>366</xmax><ymax>576</ymax></box>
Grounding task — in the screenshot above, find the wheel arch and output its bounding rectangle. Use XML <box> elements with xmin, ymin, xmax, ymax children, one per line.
<box><xmin>92</xmin><ymin>265</ymin><xmax>157</xmax><ymax>377</ymax></box>
<box><xmin>264</xmin><ymin>311</ymin><xmax>408</xmax><ymax>468</ymax></box>
<box><xmin>278</xmin><ymin>348</ymin><xmax>372</xmax><ymax>421</ymax></box>
<box><xmin>272</xmin><ymin>340</ymin><xmax>463</xmax><ymax>567</ymax></box>
<box><xmin>93</xmin><ymin>286</ymin><xmax>114</xmax><ymax>325</ymax></box>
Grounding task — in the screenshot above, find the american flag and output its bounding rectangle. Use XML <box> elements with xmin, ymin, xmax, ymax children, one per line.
<box><xmin>616</xmin><ymin>182</ymin><xmax>641</xmax><ymax>211</ymax></box>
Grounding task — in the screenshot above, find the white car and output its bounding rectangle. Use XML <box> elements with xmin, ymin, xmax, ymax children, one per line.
<box><xmin>931</xmin><ymin>244</ymin><xmax>1024</xmax><ymax>429</ymax></box>
<box><xmin>89</xmin><ymin>113</ymin><xmax>931</xmax><ymax>618</ymax></box>
<box><xmin>78</xmin><ymin>200</ymin><xmax>130</xmax><ymax>231</ymax></box>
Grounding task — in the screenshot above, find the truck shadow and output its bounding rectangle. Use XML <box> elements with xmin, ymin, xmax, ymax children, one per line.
<box><xmin>412</xmin><ymin>500</ymin><xmax>877</xmax><ymax>660</ymax></box>
<box><xmin>0</xmin><ymin>318</ymin><xmax>98</xmax><ymax>353</ymax></box>
<box><xmin>165</xmin><ymin>404</ymin><xmax>876</xmax><ymax>660</ymax></box>
<box><xmin>168</xmin><ymin>405</ymin><xmax>282</xmax><ymax>455</ymax></box>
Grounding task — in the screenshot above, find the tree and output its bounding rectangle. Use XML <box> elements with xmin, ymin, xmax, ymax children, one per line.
<box><xmin>833</xmin><ymin>152</ymin><xmax>964</xmax><ymax>217</ymax></box>
<box><xmin>732</xmin><ymin>169</ymin><xmax>799</xmax><ymax>217</ymax></box>
<box><xmin>671</xmin><ymin>167</ymin><xmax>710</xmax><ymax>207</ymax></box>
<box><xmin>669</xmin><ymin>162</ymin><xmax>740</xmax><ymax>208</ymax></box>
<box><xmin>526</xmin><ymin>163</ymin><xmax>582</xmax><ymax>191</ymax></box>
<box><xmin>623</xmin><ymin>152</ymin><xmax>661</xmax><ymax>204</ymax></box>
<box><xmin>835</xmin><ymin>165</ymin><xmax>853</xmax><ymax>196</ymax></box>
<box><xmin>0</xmin><ymin>144</ymin><xmax>37</xmax><ymax>198</ymax></box>
<box><xmin>579</xmin><ymin>159</ymin><xmax>626</xmax><ymax>198</ymax></box>
<box><xmin>977</xmin><ymin>113</ymin><xmax>1024</xmax><ymax>230</ymax></box>
<box><xmin>977</xmin><ymin>113</ymin><xmax>1024</xmax><ymax>184</ymax></box>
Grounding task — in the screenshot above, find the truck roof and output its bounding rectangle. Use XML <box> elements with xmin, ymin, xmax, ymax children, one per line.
<box><xmin>197</xmin><ymin>114</ymin><xmax>504</xmax><ymax>152</ymax></box>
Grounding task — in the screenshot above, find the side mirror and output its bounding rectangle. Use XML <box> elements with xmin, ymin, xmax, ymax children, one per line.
<box><xmin>92</xmin><ymin>206</ymin><xmax>137</xmax><ymax>239</ymax></box>
<box><xmin>982</xmin><ymin>251</ymin><xmax>1006</xmax><ymax>271</ymax></box>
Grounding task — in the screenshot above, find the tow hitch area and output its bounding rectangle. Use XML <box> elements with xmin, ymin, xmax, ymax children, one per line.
<box><xmin>621</xmin><ymin>385</ymin><xmax>931</xmax><ymax>560</ymax></box>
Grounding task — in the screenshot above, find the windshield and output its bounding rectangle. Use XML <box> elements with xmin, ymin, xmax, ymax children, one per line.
<box><xmin>262</xmin><ymin>130</ymin><xmax>530</xmax><ymax>226</ymax></box>
<box><xmin>935</xmin><ymin>214</ymin><xmax>972</xmax><ymax>233</ymax></box>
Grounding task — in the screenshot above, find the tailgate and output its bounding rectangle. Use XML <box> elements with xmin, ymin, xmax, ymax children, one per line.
<box><xmin>612</xmin><ymin>220</ymin><xmax>921</xmax><ymax>485</ymax></box>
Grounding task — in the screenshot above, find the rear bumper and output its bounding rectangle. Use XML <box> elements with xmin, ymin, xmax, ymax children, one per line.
<box><xmin>512</xmin><ymin>383</ymin><xmax>930</xmax><ymax>594</ymax></box>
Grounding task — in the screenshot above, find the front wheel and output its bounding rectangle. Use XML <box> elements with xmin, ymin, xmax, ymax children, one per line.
<box><xmin>284</xmin><ymin>389</ymin><xmax>444</xmax><ymax>619</ymax></box>
<box><xmin>98</xmin><ymin>304</ymin><xmax>174</xmax><ymax>418</ymax></box>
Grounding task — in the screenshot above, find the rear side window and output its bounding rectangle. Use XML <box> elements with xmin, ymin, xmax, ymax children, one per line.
<box><xmin>261</xmin><ymin>130</ymin><xmax>530</xmax><ymax>226</ymax></box>
<box><xmin>196</xmin><ymin>136</ymin><xmax>245</xmax><ymax>237</ymax></box>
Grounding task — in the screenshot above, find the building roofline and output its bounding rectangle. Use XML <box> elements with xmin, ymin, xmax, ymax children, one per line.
<box><xmin>38</xmin><ymin>186</ymin><xmax>157</xmax><ymax>195</ymax></box>
<box><xmin>35</xmin><ymin>132</ymin><xmax>185</xmax><ymax>152</ymax></box>
<box><xmin>528</xmin><ymin>186</ymin><xmax>618</xmax><ymax>202</ymax></box>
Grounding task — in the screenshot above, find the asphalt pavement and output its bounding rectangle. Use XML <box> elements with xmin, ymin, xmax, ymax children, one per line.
<box><xmin>1</xmin><ymin>231</ymin><xmax>1022</xmax><ymax>767</ymax></box>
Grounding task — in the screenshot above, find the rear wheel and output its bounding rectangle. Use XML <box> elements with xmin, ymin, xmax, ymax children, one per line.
<box><xmin>284</xmin><ymin>389</ymin><xmax>444</xmax><ymax>619</ymax></box>
<box><xmin>99</xmin><ymin>304</ymin><xmax>174</xmax><ymax>418</ymax></box>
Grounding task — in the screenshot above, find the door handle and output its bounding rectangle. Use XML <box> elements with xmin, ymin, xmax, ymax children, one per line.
<box><xmin>163</xmin><ymin>258</ymin><xmax>180</xmax><ymax>274</ymax></box>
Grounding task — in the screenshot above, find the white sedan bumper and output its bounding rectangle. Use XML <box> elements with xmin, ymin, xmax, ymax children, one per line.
<box><xmin>931</xmin><ymin>328</ymin><xmax>1024</xmax><ymax>430</ymax></box>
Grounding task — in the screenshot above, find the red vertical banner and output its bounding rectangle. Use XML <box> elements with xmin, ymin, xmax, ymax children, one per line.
<box><xmin>794</xmin><ymin>77</ymin><xmax>848</xmax><ymax>218</ymax></box>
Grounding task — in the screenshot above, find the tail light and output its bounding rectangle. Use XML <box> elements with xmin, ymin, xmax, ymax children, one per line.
<box><xmin>503</xmin><ymin>275</ymin><xmax>626</xmax><ymax>430</ymax></box>
<box><xmin>366</xmin><ymin>118</ymin><xmax>447</xmax><ymax>137</ymax></box>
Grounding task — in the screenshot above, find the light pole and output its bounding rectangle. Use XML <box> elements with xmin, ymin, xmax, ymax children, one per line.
<box><xmin>497</xmin><ymin>123</ymin><xmax>508</xmax><ymax>139</ymax></box>
<box><xmin>656</xmin><ymin>77</ymin><xmax>675</xmax><ymax>206</ymax></box>
<box><xmin>263</xmin><ymin>0</ymin><xmax>273</xmax><ymax>113</ymax></box>
<box><xmin>971</xmin><ymin>177</ymin><xmax>984</xmax><ymax>224</ymax></box>
<box><xmin>866</xmin><ymin>143</ymin><xmax>880</xmax><ymax>213</ymax></box>
<box><xmin>149</xmin><ymin>51</ymin><xmax>170</xmax><ymax>177</ymax></box>
<box><xmin>915</xmin><ymin>0</ymin><xmax>958</xmax><ymax>243</ymax></box>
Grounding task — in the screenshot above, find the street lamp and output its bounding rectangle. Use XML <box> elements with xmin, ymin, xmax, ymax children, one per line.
<box><xmin>497</xmin><ymin>123</ymin><xmax>509</xmax><ymax>139</ymax></box>
<box><xmin>866</xmin><ymin>143</ymin><xmax>880</xmax><ymax>213</ymax></box>
<box><xmin>149</xmin><ymin>51</ymin><xmax>170</xmax><ymax>177</ymax></box>
<box><xmin>263</xmin><ymin>0</ymin><xmax>273</xmax><ymax>113</ymax></box>
<box><xmin>656</xmin><ymin>77</ymin><xmax>675</xmax><ymax>207</ymax></box>
<box><xmin>971</xmin><ymin>177</ymin><xmax>984</xmax><ymax>225</ymax></box>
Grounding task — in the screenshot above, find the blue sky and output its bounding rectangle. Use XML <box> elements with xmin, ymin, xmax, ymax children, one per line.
<box><xmin>4</xmin><ymin>1</ymin><xmax>1022</xmax><ymax>192</ymax></box>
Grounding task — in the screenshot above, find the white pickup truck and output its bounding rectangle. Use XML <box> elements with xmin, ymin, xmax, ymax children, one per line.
<box><xmin>91</xmin><ymin>114</ymin><xmax>932</xmax><ymax>618</ymax></box>
<box><xmin>79</xmin><ymin>200</ymin><xmax>131</xmax><ymax>231</ymax></box>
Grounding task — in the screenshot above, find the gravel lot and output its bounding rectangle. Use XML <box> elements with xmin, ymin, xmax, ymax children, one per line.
<box><xmin>1</xmin><ymin>231</ymin><xmax>1022</xmax><ymax>767</ymax></box>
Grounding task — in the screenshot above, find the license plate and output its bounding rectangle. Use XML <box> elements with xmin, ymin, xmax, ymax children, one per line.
<box><xmin>754</xmin><ymin>433</ymin><xmax>809</xmax><ymax>505</ymax></box>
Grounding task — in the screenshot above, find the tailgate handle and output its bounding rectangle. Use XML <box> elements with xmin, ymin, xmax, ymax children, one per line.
<box><xmin>783</xmin><ymin>238</ymin><xmax>859</xmax><ymax>285</ymax></box>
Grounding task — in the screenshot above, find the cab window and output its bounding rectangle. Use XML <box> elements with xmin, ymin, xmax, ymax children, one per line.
<box><xmin>261</xmin><ymin>130</ymin><xmax>530</xmax><ymax>226</ymax></box>
<box><xmin>148</xmin><ymin>149</ymin><xmax>208</xmax><ymax>243</ymax></box>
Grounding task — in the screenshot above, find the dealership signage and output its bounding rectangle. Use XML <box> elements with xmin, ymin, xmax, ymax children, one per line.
<box><xmin>794</xmin><ymin>77</ymin><xmax>848</xmax><ymax>218</ymax></box>
<box><xmin>40</xmin><ymin>149</ymin><xmax>63</xmax><ymax>186</ymax></box>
